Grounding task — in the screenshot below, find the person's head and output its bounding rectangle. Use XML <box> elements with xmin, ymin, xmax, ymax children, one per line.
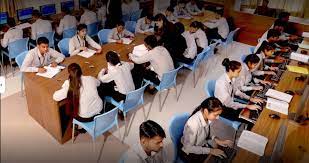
<box><xmin>67</xmin><ymin>63</ymin><xmax>83</xmax><ymax>117</ymax></box>
<box><xmin>116</xmin><ymin>21</ymin><xmax>125</xmax><ymax>33</ymax></box>
<box><xmin>189</xmin><ymin>21</ymin><xmax>202</xmax><ymax>33</ymax></box>
<box><xmin>81</xmin><ymin>1</ymin><xmax>90</xmax><ymax>10</ymax></box>
<box><xmin>178</xmin><ymin>0</ymin><xmax>186</xmax><ymax>8</ymax></box>
<box><xmin>174</xmin><ymin>22</ymin><xmax>185</xmax><ymax>35</ymax></box>
<box><xmin>273</xmin><ymin>19</ymin><xmax>286</xmax><ymax>33</ymax></box>
<box><xmin>154</xmin><ymin>13</ymin><xmax>167</xmax><ymax>28</ymax></box>
<box><xmin>262</xmin><ymin>45</ymin><xmax>275</xmax><ymax>57</ymax></box>
<box><xmin>37</xmin><ymin>37</ymin><xmax>49</xmax><ymax>55</ymax></box>
<box><xmin>139</xmin><ymin>120</ymin><xmax>166</xmax><ymax>153</ymax></box>
<box><xmin>145</xmin><ymin>14</ymin><xmax>153</xmax><ymax>24</ymax></box>
<box><xmin>278</xmin><ymin>12</ymin><xmax>290</xmax><ymax>22</ymax></box>
<box><xmin>106</xmin><ymin>51</ymin><xmax>121</xmax><ymax>66</ymax></box>
<box><xmin>222</xmin><ymin>58</ymin><xmax>242</xmax><ymax>78</ymax></box>
<box><xmin>32</xmin><ymin>10</ymin><xmax>41</xmax><ymax>20</ymax></box>
<box><xmin>144</xmin><ymin>35</ymin><xmax>158</xmax><ymax>50</ymax></box>
<box><xmin>77</xmin><ymin>24</ymin><xmax>88</xmax><ymax>38</ymax></box>
<box><xmin>165</xmin><ymin>6</ymin><xmax>174</xmax><ymax>17</ymax></box>
<box><xmin>191</xmin><ymin>97</ymin><xmax>223</xmax><ymax>122</ymax></box>
<box><xmin>190</xmin><ymin>0</ymin><xmax>197</xmax><ymax>5</ymax></box>
<box><xmin>7</xmin><ymin>17</ymin><xmax>16</xmax><ymax>28</ymax></box>
<box><xmin>262</xmin><ymin>0</ymin><xmax>269</xmax><ymax>6</ymax></box>
<box><xmin>244</xmin><ymin>54</ymin><xmax>260</xmax><ymax>70</ymax></box>
<box><xmin>266</xmin><ymin>29</ymin><xmax>280</xmax><ymax>43</ymax></box>
<box><xmin>62</xmin><ymin>6</ymin><xmax>72</xmax><ymax>15</ymax></box>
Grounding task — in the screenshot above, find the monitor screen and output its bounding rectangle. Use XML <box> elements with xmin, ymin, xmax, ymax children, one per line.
<box><xmin>79</xmin><ymin>0</ymin><xmax>90</xmax><ymax>8</ymax></box>
<box><xmin>17</xmin><ymin>8</ymin><xmax>33</xmax><ymax>21</ymax></box>
<box><xmin>0</xmin><ymin>12</ymin><xmax>8</xmax><ymax>25</ymax></box>
<box><xmin>61</xmin><ymin>1</ymin><xmax>74</xmax><ymax>12</ymax></box>
<box><xmin>40</xmin><ymin>4</ymin><xmax>56</xmax><ymax>16</ymax></box>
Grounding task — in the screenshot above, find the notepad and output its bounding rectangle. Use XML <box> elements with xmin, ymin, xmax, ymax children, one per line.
<box><xmin>265</xmin><ymin>89</ymin><xmax>293</xmax><ymax>103</ymax></box>
<box><xmin>302</xmin><ymin>32</ymin><xmax>309</xmax><ymax>38</ymax></box>
<box><xmin>78</xmin><ymin>49</ymin><xmax>96</xmax><ymax>58</ymax></box>
<box><xmin>290</xmin><ymin>52</ymin><xmax>309</xmax><ymax>63</ymax></box>
<box><xmin>132</xmin><ymin>44</ymin><xmax>148</xmax><ymax>57</ymax></box>
<box><xmin>266</xmin><ymin>97</ymin><xmax>289</xmax><ymax>115</ymax></box>
<box><xmin>122</xmin><ymin>38</ymin><xmax>133</xmax><ymax>45</ymax></box>
<box><xmin>298</xmin><ymin>43</ymin><xmax>309</xmax><ymax>49</ymax></box>
<box><xmin>286</xmin><ymin>65</ymin><xmax>308</xmax><ymax>75</ymax></box>
<box><xmin>36</xmin><ymin>66</ymin><xmax>61</xmax><ymax>78</ymax></box>
<box><xmin>237</xmin><ymin>130</ymin><xmax>268</xmax><ymax>156</ymax></box>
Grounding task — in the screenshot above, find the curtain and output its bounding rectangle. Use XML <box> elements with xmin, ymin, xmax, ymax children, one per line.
<box><xmin>268</xmin><ymin>0</ymin><xmax>306</xmax><ymax>18</ymax></box>
<box><xmin>0</xmin><ymin>0</ymin><xmax>22</xmax><ymax>17</ymax></box>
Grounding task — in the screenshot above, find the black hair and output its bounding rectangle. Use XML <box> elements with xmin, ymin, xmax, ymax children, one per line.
<box><xmin>262</xmin><ymin>44</ymin><xmax>274</xmax><ymax>52</ymax></box>
<box><xmin>190</xmin><ymin>21</ymin><xmax>205</xmax><ymax>31</ymax></box>
<box><xmin>77</xmin><ymin>24</ymin><xmax>87</xmax><ymax>31</ymax></box>
<box><xmin>178</xmin><ymin>0</ymin><xmax>186</xmax><ymax>4</ymax></box>
<box><xmin>166</xmin><ymin>6</ymin><xmax>174</xmax><ymax>13</ymax></box>
<box><xmin>222</xmin><ymin>58</ymin><xmax>241</xmax><ymax>72</ymax></box>
<box><xmin>7</xmin><ymin>17</ymin><xmax>16</xmax><ymax>27</ymax></box>
<box><xmin>266</xmin><ymin>29</ymin><xmax>280</xmax><ymax>39</ymax></box>
<box><xmin>174</xmin><ymin>22</ymin><xmax>185</xmax><ymax>35</ymax></box>
<box><xmin>274</xmin><ymin>19</ymin><xmax>287</xmax><ymax>29</ymax></box>
<box><xmin>116</xmin><ymin>20</ymin><xmax>125</xmax><ymax>27</ymax></box>
<box><xmin>244</xmin><ymin>54</ymin><xmax>260</xmax><ymax>65</ymax></box>
<box><xmin>190</xmin><ymin>97</ymin><xmax>223</xmax><ymax>117</ymax></box>
<box><xmin>62</xmin><ymin>7</ymin><xmax>72</xmax><ymax>15</ymax></box>
<box><xmin>139</xmin><ymin>120</ymin><xmax>166</xmax><ymax>139</ymax></box>
<box><xmin>278</xmin><ymin>12</ymin><xmax>290</xmax><ymax>20</ymax></box>
<box><xmin>145</xmin><ymin>13</ymin><xmax>153</xmax><ymax>21</ymax></box>
<box><xmin>81</xmin><ymin>1</ymin><xmax>90</xmax><ymax>9</ymax></box>
<box><xmin>144</xmin><ymin>35</ymin><xmax>158</xmax><ymax>49</ymax></box>
<box><xmin>37</xmin><ymin>37</ymin><xmax>49</xmax><ymax>45</ymax></box>
<box><xmin>106</xmin><ymin>51</ymin><xmax>121</xmax><ymax>66</ymax></box>
<box><xmin>32</xmin><ymin>10</ymin><xmax>41</xmax><ymax>18</ymax></box>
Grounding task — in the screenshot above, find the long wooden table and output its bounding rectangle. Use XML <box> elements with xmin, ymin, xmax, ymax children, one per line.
<box><xmin>233</xmin><ymin>39</ymin><xmax>309</xmax><ymax>162</ymax></box>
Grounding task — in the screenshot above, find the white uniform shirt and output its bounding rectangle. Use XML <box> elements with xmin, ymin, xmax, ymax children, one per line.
<box><xmin>135</xmin><ymin>17</ymin><xmax>154</xmax><ymax>34</ymax></box>
<box><xmin>98</xmin><ymin>62</ymin><xmax>135</xmax><ymax>95</ymax></box>
<box><xmin>204</xmin><ymin>17</ymin><xmax>229</xmax><ymax>39</ymax></box>
<box><xmin>193</xmin><ymin>29</ymin><xmax>208</xmax><ymax>49</ymax></box>
<box><xmin>186</xmin><ymin>2</ymin><xmax>202</xmax><ymax>15</ymax></box>
<box><xmin>236</xmin><ymin>63</ymin><xmax>262</xmax><ymax>92</ymax></box>
<box><xmin>31</xmin><ymin>19</ymin><xmax>52</xmax><ymax>40</ymax></box>
<box><xmin>80</xmin><ymin>9</ymin><xmax>98</xmax><ymax>25</ymax></box>
<box><xmin>1</xmin><ymin>27</ymin><xmax>23</xmax><ymax>48</ymax></box>
<box><xmin>57</xmin><ymin>15</ymin><xmax>78</xmax><ymax>35</ymax></box>
<box><xmin>108</xmin><ymin>28</ymin><xmax>134</xmax><ymax>43</ymax></box>
<box><xmin>182</xmin><ymin>31</ymin><xmax>197</xmax><ymax>59</ymax></box>
<box><xmin>53</xmin><ymin>76</ymin><xmax>103</xmax><ymax>118</ymax></box>
<box><xmin>130</xmin><ymin>46</ymin><xmax>174</xmax><ymax>80</ymax></box>
<box><xmin>69</xmin><ymin>35</ymin><xmax>101</xmax><ymax>56</ymax></box>
<box><xmin>21</xmin><ymin>47</ymin><xmax>65</xmax><ymax>72</ymax></box>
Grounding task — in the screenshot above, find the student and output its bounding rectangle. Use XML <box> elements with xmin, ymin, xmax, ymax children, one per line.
<box><xmin>31</xmin><ymin>10</ymin><xmax>52</xmax><ymax>41</ymax></box>
<box><xmin>189</xmin><ymin>21</ymin><xmax>208</xmax><ymax>54</ymax></box>
<box><xmin>107</xmin><ymin>21</ymin><xmax>134</xmax><ymax>43</ymax></box>
<box><xmin>53</xmin><ymin>63</ymin><xmax>103</xmax><ymax>122</ymax></box>
<box><xmin>174</xmin><ymin>0</ymin><xmax>191</xmax><ymax>18</ymax></box>
<box><xmin>181</xmin><ymin>25</ymin><xmax>198</xmax><ymax>63</ymax></box>
<box><xmin>56</xmin><ymin>8</ymin><xmax>78</xmax><ymax>36</ymax></box>
<box><xmin>96</xmin><ymin>1</ymin><xmax>107</xmax><ymax>28</ymax></box>
<box><xmin>121</xmin><ymin>0</ymin><xmax>140</xmax><ymax>17</ymax></box>
<box><xmin>21</xmin><ymin>37</ymin><xmax>65</xmax><ymax>72</ymax></box>
<box><xmin>180</xmin><ymin>97</ymin><xmax>233</xmax><ymax>162</ymax></box>
<box><xmin>129</xmin><ymin>35</ymin><xmax>174</xmax><ymax>86</ymax></box>
<box><xmin>69</xmin><ymin>24</ymin><xmax>102</xmax><ymax>56</ymax></box>
<box><xmin>135</xmin><ymin>14</ymin><xmax>154</xmax><ymax>35</ymax></box>
<box><xmin>214</xmin><ymin>58</ymin><xmax>263</xmax><ymax>125</ymax></box>
<box><xmin>1</xmin><ymin>17</ymin><xmax>23</xmax><ymax>49</ymax></box>
<box><xmin>97</xmin><ymin>51</ymin><xmax>135</xmax><ymax>102</ymax></box>
<box><xmin>254</xmin><ymin>0</ymin><xmax>273</xmax><ymax>17</ymax></box>
<box><xmin>153</xmin><ymin>13</ymin><xmax>176</xmax><ymax>46</ymax></box>
<box><xmin>165</xmin><ymin>6</ymin><xmax>179</xmax><ymax>23</ymax></box>
<box><xmin>272</xmin><ymin>19</ymin><xmax>299</xmax><ymax>43</ymax></box>
<box><xmin>204</xmin><ymin>13</ymin><xmax>229</xmax><ymax>41</ymax></box>
<box><xmin>79</xmin><ymin>4</ymin><xmax>98</xmax><ymax>25</ymax></box>
<box><xmin>123</xmin><ymin>120</ymin><xmax>168</xmax><ymax>163</ymax></box>
<box><xmin>277</xmin><ymin>12</ymin><xmax>296</xmax><ymax>35</ymax></box>
<box><xmin>254</xmin><ymin>29</ymin><xmax>280</xmax><ymax>54</ymax></box>
<box><xmin>186</xmin><ymin>0</ymin><xmax>203</xmax><ymax>16</ymax></box>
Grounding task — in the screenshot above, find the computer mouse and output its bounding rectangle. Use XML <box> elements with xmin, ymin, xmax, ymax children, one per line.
<box><xmin>269</xmin><ymin>114</ymin><xmax>280</xmax><ymax>119</ymax></box>
<box><xmin>284</xmin><ymin>90</ymin><xmax>295</xmax><ymax>95</ymax></box>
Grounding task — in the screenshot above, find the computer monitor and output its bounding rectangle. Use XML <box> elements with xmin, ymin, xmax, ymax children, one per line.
<box><xmin>17</xmin><ymin>7</ymin><xmax>33</xmax><ymax>21</ymax></box>
<box><xmin>40</xmin><ymin>4</ymin><xmax>56</xmax><ymax>16</ymax></box>
<box><xmin>61</xmin><ymin>1</ymin><xmax>74</xmax><ymax>12</ymax></box>
<box><xmin>0</xmin><ymin>12</ymin><xmax>8</xmax><ymax>25</ymax></box>
<box><xmin>79</xmin><ymin>0</ymin><xmax>90</xmax><ymax>8</ymax></box>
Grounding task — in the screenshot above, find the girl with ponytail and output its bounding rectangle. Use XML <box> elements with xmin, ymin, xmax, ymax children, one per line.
<box><xmin>189</xmin><ymin>21</ymin><xmax>208</xmax><ymax>54</ymax></box>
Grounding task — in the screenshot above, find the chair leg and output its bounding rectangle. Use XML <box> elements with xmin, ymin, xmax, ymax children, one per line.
<box><xmin>123</xmin><ymin>113</ymin><xmax>127</xmax><ymax>139</ymax></box>
<box><xmin>72</xmin><ymin>123</ymin><xmax>75</xmax><ymax>143</ymax></box>
<box><xmin>20</xmin><ymin>74</ymin><xmax>24</xmax><ymax>97</ymax></box>
<box><xmin>158</xmin><ymin>92</ymin><xmax>162</xmax><ymax>112</ymax></box>
<box><xmin>193</xmin><ymin>71</ymin><xmax>196</xmax><ymax>88</ymax></box>
<box><xmin>117</xmin><ymin>122</ymin><xmax>122</xmax><ymax>143</ymax></box>
<box><xmin>174</xmin><ymin>85</ymin><xmax>178</xmax><ymax>101</ymax></box>
<box><xmin>9</xmin><ymin>58</ymin><xmax>14</xmax><ymax>77</ymax></box>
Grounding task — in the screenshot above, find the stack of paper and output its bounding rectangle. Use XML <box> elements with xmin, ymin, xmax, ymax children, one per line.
<box><xmin>237</xmin><ymin>130</ymin><xmax>268</xmax><ymax>156</ymax></box>
<box><xmin>286</xmin><ymin>65</ymin><xmax>309</xmax><ymax>75</ymax></box>
<box><xmin>302</xmin><ymin>32</ymin><xmax>309</xmax><ymax>38</ymax></box>
<box><xmin>36</xmin><ymin>66</ymin><xmax>62</xmax><ymax>78</ymax></box>
<box><xmin>132</xmin><ymin>44</ymin><xmax>148</xmax><ymax>57</ymax></box>
<box><xmin>290</xmin><ymin>52</ymin><xmax>309</xmax><ymax>63</ymax></box>
<box><xmin>78</xmin><ymin>49</ymin><xmax>96</xmax><ymax>58</ymax></box>
<box><xmin>265</xmin><ymin>89</ymin><xmax>293</xmax><ymax>115</ymax></box>
<box><xmin>122</xmin><ymin>38</ymin><xmax>133</xmax><ymax>45</ymax></box>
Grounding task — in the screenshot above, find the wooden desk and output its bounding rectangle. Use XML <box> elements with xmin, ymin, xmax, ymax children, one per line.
<box><xmin>23</xmin><ymin>34</ymin><xmax>146</xmax><ymax>144</ymax></box>
<box><xmin>179</xmin><ymin>10</ymin><xmax>217</xmax><ymax>30</ymax></box>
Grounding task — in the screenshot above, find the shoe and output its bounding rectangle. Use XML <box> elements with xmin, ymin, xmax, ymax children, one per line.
<box><xmin>77</xmin><ymin>128</ymin><xmax>87</xmax><ymax>134</ymax></box>
<box><xmin>118</xmin><ymin>110</ymin><xmax>125</xmax><ymax>121</ymax></box>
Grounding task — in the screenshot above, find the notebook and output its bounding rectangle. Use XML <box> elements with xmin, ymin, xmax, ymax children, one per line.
<box><xmin>36</xmin><ymin>66</ymin><xmax>64</xmax><ymax>79</ymax></box>
<box><xmin>122</xmin><ymin>38</ymin><xmax>133</xmax><ymax>45</ymax></box>
<box><xmin>78</xmin><ymin>49</ymin><xmax>96</xmax><ymax>58</ymax></box>
<box><xmin>237</xmin><ymin>130</ymin><xmax>268</xmax><ymax>156</ymax></box>
<box><xmin>266</xmin><ymin>97</ymin><xmax>289</xmax><ymax>115</ymax></box>
<box><xmin>265</xmin><ymin>89</ymin><xmax>293</xmax><ymax>103</ymax></box>
<box><xmin>290</xmin><ymin>52</ymin><xmax>309</xmax><ymax>63</ymax></box>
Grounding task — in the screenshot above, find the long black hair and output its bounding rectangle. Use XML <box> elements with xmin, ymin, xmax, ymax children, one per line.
<box><xmin>222</xmin><ymin>58</ymin><xmax>241</xmax><ymax>72</ymax></box>
<box><xmin>190</xmin><ymin>97</ymin><xmax>223</xmax><ymax>117</ymax></box>
<box><xmin>77</xmin><ymin>24</ymin><xmax>89</xmax><ymax>48</ymax></box>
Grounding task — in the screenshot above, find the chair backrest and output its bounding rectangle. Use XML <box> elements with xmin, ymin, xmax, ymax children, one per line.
<box><xmin>130</xmin><ymin>9</ymin><xmax>142</xmax><ymax>22</ymax></box>
<box><xmin>93</xmin><ymin>106</ymin><xmax>120</xmax><ymax>137</ymax></box>
<box><xmin>250</xmin><ymin>46</ymin><xmax>255</xmax><ymax>54</ymax></box>
<box><xmin>122</xmin><ymin>83</ymin><xmax>149</xmax><ymax>113</ymax></box>
<box><xmin>125</xmin><ymin>21</ymin><xmax>137</xmax><ymax>33</ymax></box>
<box><xmin>202</xmin><ymin>46</ymin><xmax>212</xmax><ymax>61</ymax></box>
<box><xmin>63</xmin><ymin>27</ymin><xmax>77</xmax><ymax>38</ymax></box>
<box><xmin>87</xmin><ymin>22</ymin><xmax>99</xmax><ymax>37</ymax></box>
<box><xmin>15</xmin><ymin>51</ymin><xmax>28</xmax><ymax>68</ymax></box>
<box><xmin>192</xmin><ymin>49</ymin><xmax>206</xmax><ymax>70</ymax></box>
<box><xmin>225</xmin><ymin>27</ymin><xmax>240</xmax><ymax>45</ymax></box>
<box><xmin>241</xmin><ymin>54</ymin><xmax>247</xmax><ymax>63</ymax></box>
<box><xmin>122</xmin><ymin>14</ymin><xmax>131</xmax><ymax>22</ymax></box>
<box><xmin>98</xmin><ymin>29</ymin><xmax>112</xmax><ymax>45</ymax></box>
<box><xmin>158</xmin><ymin>65</ymin><xmax>183</xmax><ymax>90</ymax></box>
<box><xmin>169</xmin><ymin>112</ymin><xmax>190</xmax><ymax>162</ymax></box>
<box><xmin>57</xmin><ymin>38</ymin><xmax>70</xmax><ymax>57</ymax></box>
<box><xmin>204</xmin><ymin>80</ymin><xmax>216</xmax><ymax>97</ymax></box>
<box><xmin>7</xmin><ymin>37</ymin><xmax>29</xmax><ymax>59</ymax></box>
<box><xmin>37</xmin><ymin>31</ymin><xmax>55</xmax><ymax>47</ymax></box>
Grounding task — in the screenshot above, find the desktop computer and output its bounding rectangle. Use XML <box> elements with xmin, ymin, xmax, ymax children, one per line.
<box><xmin>0</xmin><ymin>12</ymin><xmax>8</xmax><ymax>25</ymax></box>
<box><xmin>61</xmin><ymin>1</ymin><xmax>74</xmax><ymax>12</ymax></box>
<box><xmin>40</xmin><ymin>4</ymin><xmax>56</xmax><ymax>17</ymax></box>
<box><xmin>17</xmin><ymin>7</ymin><xmax>33</xmax><ymax>22</ymax></box>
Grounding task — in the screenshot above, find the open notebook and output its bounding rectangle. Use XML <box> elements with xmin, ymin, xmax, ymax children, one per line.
<box><xmin>122</xmin><ymin>38</ymin><xmax>133</xmax><ymax>45</ymax></box>
<box><xmin>36</xmin><ymin>65</ymin><xmax>65</xmax><ymax>79</ymax></box>
<box><xmin>237</xmin><ymin>130</ymin><xmax>268</xmax><ymax>156</ymax></box>
<box><xmin>78</xmin><ymin>49</ymin><xmax>96</xmax><ymax>58</ymax></box>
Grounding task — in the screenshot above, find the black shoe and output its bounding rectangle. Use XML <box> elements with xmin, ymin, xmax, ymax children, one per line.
<box><xmin>118</xmin><ymin>110</ymin><xmax>124</xmax><ymax>121</ymax></box>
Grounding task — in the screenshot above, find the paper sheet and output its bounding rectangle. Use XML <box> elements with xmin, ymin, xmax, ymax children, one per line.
<box><xmin>298</xmin><ymin>43</ymin><xmax>309</xmax><ymax>49</ymax></box>
<box><xmin>237</xmin><ymin>130</ymin><xmax>268</xmax><ymax>156</ymax></box>
<box><xmin>78</xmin><ymin>49</ymin><xmax>96</xmax><ymax>58</ymax></box>
<box><xmin>122</xmin><ymin>38</ymin><xmax>133</xmax><ymax>45</ymax></box>
<box><xmin>266</xmin><ymin>97</ymin><xmax>289</xmax><ymax>115</ymax></box>
<box><xmin>265</xmin><ymin>89</ymin><xmax>293</xmax><ymax>103</ymax></box>
<box><xmin>290</xmin><ymin>52</ymin><xmax>309</xmax><ymax>63</ymax></box>
<box><xmin>286</xmin><ymin>65</ymin><xmax>309</xmax><ymax>75</ymax></box>
<box><xmin>302</xmin><ymin>32</ymin><xmax>309</xmax><ymax>38</ymax></box>
<box><xmin>36</xmin><ymin>66</ymin><xmax>61</xmax><ymax>78</ymax></box>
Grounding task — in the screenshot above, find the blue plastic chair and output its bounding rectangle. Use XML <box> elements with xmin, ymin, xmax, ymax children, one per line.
<box><xmin>57</xmin><ymin>38</ymin><xmax>70</xmax><ymax>57</ymax></box>
<box><xmin>218</xmin><ymin>28</ymin><xmax>240</xmax><ymax>57</ymax></box>
<box><xmin>30</xmin><ymin>31</ymin><xmax>55</xmax><ymax>49</ymax></box>
<box><xmin>122</xmin><ymin>14</ymin><xmax>131</xmax><ymax>23</ymax></box>
<box><xmin>15</xmin><ymin>50</ymin><xmax>28</xmax><ymax>96</ymax></box>
<box><xmin>241</xmin><ymin>54</ymin><xmax>247</xmax><ymax>63</ymax></box>
<box><xmin>87</xmin><ymin>22</ymin><xmax>99</xmax><ymax>37</ymax></box>
<box><xmin>130</xmin><ymin>9</ymin><xmax>142</xmax><ymax>22</ymax></box>
<box><xmin>250</xmin><ymin>46</ymin><xmax>255</xmax><ymax>54</ymax></box>
<box><xmin>169</xmin><ymin>112</ymin><xmax>190</xmax><ymax>163</ymax></box>
<box><xmin>1</xmin><ymin>37</ymin><xmax>29</xmax><ymax>76</ymax></box>
<box><xmin>63</xmin><ymin>27</ymin><xmax>76</xmax><ymax>38</ymax></box>
<box><xmin>104</xmin><ymin>83</ymin><xmax>149</xmax><ymax>138</ymax></box>
<box><xmin>98</xmin><ymin>29</ymin><xmax>112</xmax><ymax>45</ymax></box>
<box><xmin>72</xmin><ymin>105</ymin><xmax>122</xmax><ymax>148</ymax></box>
<box><xmin>125</xmin><ymin>21</ymin><xmax>137</xmax><ymax>33</ymax></box>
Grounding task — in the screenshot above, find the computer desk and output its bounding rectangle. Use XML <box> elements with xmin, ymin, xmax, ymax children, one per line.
<box><xmin>233</xmin><ymin>40</ymin><xmax>309</xmax><ymax>162</ymax></box>
<box><xmin>179</xmin><ymin>10</ymin><xmax>217</xmax><ymax>30</ymax></box>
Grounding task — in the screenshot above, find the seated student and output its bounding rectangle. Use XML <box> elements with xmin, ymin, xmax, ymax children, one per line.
<box><xmin>96</xmin><ymin>1</ymin><xmax>107</xmax><ymax>28</ymax></box>
<box><xmin>277</xmin><ymin>12</ymin><xmax>297</xmax><ymax>35</ymax></box>
<box><xmin>97</xmin><ymin>51</ymin><xmax>135</xmax><ymax>102</ymax></box>
<box><xmin>135</xmin><ymin>14</ymin><xmax>154</xmax><ymax>35</ymax></box>
<box><xmin>129</xmin><ymin>35</ymin><xmax>174</xmax><ymax>86</ymax></box>
<box><xmin>1</xmin><ymin>17</ymin><xmax>23</xmax><ymax>49</ymax></box>
<box><xmin>254</xmin><ymin>29</ymin><xmax>281</xmax><ymax>54</ymax></box>
<box><xmin>272</xmin><ymin>19</ymin><xmax>299</xmax><ymax>48</ymax></box>
<box><xmin>153</xmin><ymin>13</ymin><xmax>176</xmax><ymax>46</ymax></box>
<box><xmin>123</xmin><ymin>120</ymin><xmax>168</xmax><ymax>163</ymax></box>
<box><xmin>31</xmin><ymin>10</ymin><xmax>52</xmax><ymax>42</ymax></box>
<box><xmin>56</xmin><ymin>8</ymin><xmax>78</xmax><ymax>36</ymax></box>
<box><xmin>204</xmin><ymin>12</ymin><xmax>229</xmax><ymax>41</ymax></box>
<box><xmin>214</xmin><ymin>58</ymin><xmax>263</xmax><ymax>127</ymax></box>
<box><xmin>53</xmin><ymin>63</ymin><xmax>103</xmax><ymax>122</ymax></box>
<box><xmin>79</xmin><ymin>4</ymin><xmax>98</xmax><ymax>25</ymax></box>
<box><xmin>186</xmin><ymin>0</ymin><xmax>203</xmax><ymax>16</ymax></box>
<box><xmin>180</xmin><ymin>97</ymin><xmax>233</xmax><ymax>162</ymax></box>
<box><xmin>189</xmin><ymin>21</ymin><xmax>208</xmax><ymax>54</ymax></box>
<box><xmin>121</xmin><ymin>0</ymin><xmax>140</xmax><ymax>17</ymax></box>
<box><xmin>108</xmin><ymin>21</ymin><xmax>135</xmax><ymax>43</ymax></box>
<box><xmin>181</xmin><ymin>25</ymin><xmax>198</xmax><ymax>64</ymax></box>
<box><xmin>21</xmin><ymin>37</ymin><xmax>65</xmax><ymax>72</ymax></box>
<box><xmin>174</xmin><ymin>0</ymin><xmax>192</xmax><ymax>18</ymax></box>
<box><xmin>69</xmin><ymin>24</ymin><xmax>102</xmax><ymax>56</ymax></box>
<box><xmin>165</xmin><ymin>6</ymin><xmax>179</xmax><ymax>23</ymax></box>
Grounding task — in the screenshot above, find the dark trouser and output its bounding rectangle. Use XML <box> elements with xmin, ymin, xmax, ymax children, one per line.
<box><xmin>206</xmin><ymin>27</ymin><xmax>225</xmax><ymax>43</ymax></box>
<box><xmin>179</xmin><ymin>149</ymin><xmax>208</xmax><ymax>163</ymax></box>
<box><xmin>197</xmin><ymin>46</ymin><xmax>204</xmax><ymax>54</ymax></box>
<box><xmin>220</xmin><ymin>106</ymin><xmax>254</xmax><ymax>130</ymax></box>
<box><xmin>97</xmin><ymin>81</ymin><xmax>126</xmax><ymax>102</ymax></box>
<box><xmin>131</xmin><ymin>63</ymin><xmax>161</xmax><ymax>88</ymax></box>
<box><xmin>74</xmin><ymin>106</ymin><xmax>106</xmax><ymax>122</ymax></box>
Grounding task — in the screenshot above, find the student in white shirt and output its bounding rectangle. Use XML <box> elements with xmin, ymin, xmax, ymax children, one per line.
<box><xmin>69</xmin><ymin>24</ymin><xmax>102</xmax><ymax>56</ymax></box>
<box><xmin>79</xmin><ymin>5</ymin><xmax>98</xmax><ymax>25</ymax></box>
<box><xmin>53</xmin><ymin>63</ymin><xmax>103</xmax><ymax>122</ymax></box>
<box><xmin>135</xmin><ymin>14</ymin><xmax>154</xmax><ymax>35</ymax></box>
<box><xmin>189</xmin><ymin>21</ymin><xmax>208</xmax><ymax>54</ymax></box>
<box><xmin>56</xmin><ymin>9</ymin><xmax>78</xmax><ymax>36</ymax></box>
<box><xmin>186</xmin><ymin>0</ymin><xmax>203</xmax><ymax>16</ymax></box>
<box><xmin>1</xmin><ymin>17</ymin><xmax>23</xmax><ymax>49</ymax></box>
<box><xmin>165</xmin><ymin>7</ymin><xmax>179</xmax><ymax>23</ymax></box>
<box><xmin>121</xmin><ymin>0</ymin><xmax>140</xmax><ymax>17</ymax></box>
<box><xmin>21</xmin><ymin>37</ymin><xmax>65</xmax><ymax>73</ymax></box>
<box><xmin>204</xmin><ymin>14</ymin><xmax>229</xmax><ymax>41</ymax></box>
<box><xmin>180</xmin><ymin>97</ymin><xmax>233</xmax><ymax>162</ymax></box>
<box><xmin>97</xmin><ymin>51</ymin><xmax>135</xmax><ymax>102</ymax></box>
<box><xmin>96</xmin><ymin>1</ymin><xmax>107</xmax><ymax>28</ymax></box>
<box><xmin>30</xmin><ymin>10</ymin><xmax>52</xmax><ymax>42</ymax></box>
<box><xmin>174</xmin><ymin>1</ymin><xmax>192</xmax><ymax>18</ymax></box>
<box><xmin>108</xmin><ymin>21</ymin><xmax>134</xmax><ymax>43</ymax></box>
<box><xmin>122</xmin><ymin>120</ymin><xmax>168</xmax><ymax>163</ymax></box>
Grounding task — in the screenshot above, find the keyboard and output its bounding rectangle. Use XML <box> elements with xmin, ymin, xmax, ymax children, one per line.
<box><xmin>270</xmin><ymin>69</ymin><xmax>284</xmax><ymax>82</ymax></box>
<box><xmin>256</xmin><ymin>84</ymin><xmax>274</xmax><ymax>99</ymax></box>
<box><xmin>249</xmin><ymin>109</ymin><xmax>262</xmax><ymax>121</ymax></box>
<box><xmin>213</xmin><ymin>146</ymin><xmax>237</xmax><ymax>163</ymax></box>
<box><xmin>278</xmin><ymin>60</ymin><xmax>289</xmax><ymax>70</ymax></box>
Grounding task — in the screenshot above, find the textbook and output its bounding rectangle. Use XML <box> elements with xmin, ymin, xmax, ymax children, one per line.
<box><xmin>36</xmin><ymin>66</ymin><xmax>64</xmax><ymax>79</ymax></box>
<box><xmin>122</xmin><ymin>38</ymin><xmax>133</xmax><ymax>45</ymax></box>
<box><xmin>237</xmin><ymin>130</ymin><xmax>268</xmax><ymax>156</ymax></box>
<box><xmin>78</xmin><ymin>49</ymin><xmax>96</xmax><ymax>58</ymax></box>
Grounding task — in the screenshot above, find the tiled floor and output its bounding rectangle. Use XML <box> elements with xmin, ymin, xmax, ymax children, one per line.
<box><xmin>1</xmin><ymin>42</ymin><xmax>253</xmax><ymax>163</ymax></box>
